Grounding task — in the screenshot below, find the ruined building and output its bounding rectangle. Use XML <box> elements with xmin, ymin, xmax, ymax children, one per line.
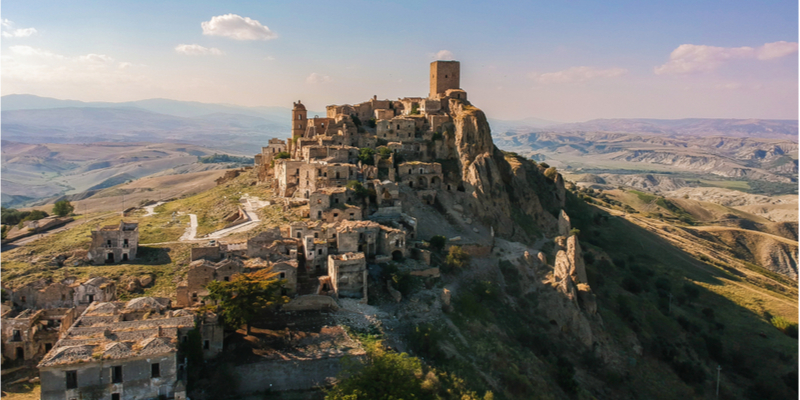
<box><xmin>1</xmin><ymin>307</ymin><xmax>77</xmax><ymax>363</ymax></box>
<box><xmin>88</xmin><ymin>221</ymin><xmax>139</xmax><ymax>264</ymax></box>
<box><xmin>37</xmin><ymin>298</ymin><xmax>222</xmax><ymax>400</ymax></box>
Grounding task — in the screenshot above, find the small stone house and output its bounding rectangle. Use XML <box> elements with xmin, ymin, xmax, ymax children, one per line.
<box><xmin>327</xmin><ymin>253</ymin><xmax>367</xmax><ymax>301</ymax></box>
<box><xmin>175</xmin><ymin>259</ymin><xmax>243</xmax><ymax>308</ymax></box>
<box><xmin>1</xmin><ymin>307</ymin><xmax>77</xmax><ymax>363</ymax></box>
<box><xmin>88</xmin><ymin>221</ymin><xmax>139</xmax><ymax>264</ymax></box>
<box><xmin>73</xmin><ymin>277</ymin><xmax>116</xmax><ymax>306</ymax></box>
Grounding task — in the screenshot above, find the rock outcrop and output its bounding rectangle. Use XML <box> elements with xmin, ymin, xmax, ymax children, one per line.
<box><xmin>447</xmin><ymin>100</ymin><xmax>564</xmax><ymax>240</ymax></box>
<box><xmin>558</xmin><ymin>210</ymin><xmax>571</xmax><ymax>237</ymax></box>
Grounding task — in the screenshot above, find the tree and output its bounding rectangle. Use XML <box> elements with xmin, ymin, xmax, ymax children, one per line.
<box><xmin>358</xmin><ymin>148</ymin><xmax>376</xmax><ymax>166</ymax></box>
<box><xmin>326</xmin><ymin>339</ymin><xmax>493</xmax><ymax>400</ymax></box>
<box><xmin>378</xmin><ymin>146</ymin><xmax>393</xmax><ymax>159</ymax></box>
<box><xmin>52</xmin><ymin>200</ymin><xmax>75</xmax><ymax>217</ymax></box>
<box><xmin>346</xmin><ymin>181</ymin><xmax>369</xmax><ymax>199</ymax></box>
<box><xmin>429</xmin><ymin>235</ymin><xmax>447</xmax><ymax>252</ymax></box>
<box><xmin>205</xmin><ymin>268</ymin><xmax>288</xmax><ymax>335</ymax></box>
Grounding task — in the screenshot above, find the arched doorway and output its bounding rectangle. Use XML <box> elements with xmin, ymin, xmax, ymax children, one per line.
<box><xmin>430</xmin><ymin>176</ymin><xmax>441</xmax><ymax>188</ymax></box>
<box><xmin>392</xmin><ymin>250</ymin><xmax>404</xmax><ymax>261</ymax></box>
<box><xmin>417</xmin><ymin>176</ymin><xmax>427</xmax><ymax>189</ymax></box>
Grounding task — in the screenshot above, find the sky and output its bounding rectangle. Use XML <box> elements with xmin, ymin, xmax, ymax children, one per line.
<box><xmin>1</xmin><ymin>0</ymin><xmax>798</xmax><ymax>122</ymax></box>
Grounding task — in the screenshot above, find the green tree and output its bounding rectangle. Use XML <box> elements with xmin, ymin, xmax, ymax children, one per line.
<box><xmin>326</xmin><ymin>339</ymin><xmax>492</xmax><ymax>400</ymax></box>
<box><xmin>358</xmin><ymin>148</ymin><xmax>376</xmax><ymax>166</ymax></box>
<box><xmin>429</xmin><ymin>235</ymin><xmax>447</xmax><ymax>252</ymax></box>
<box><xmin>205</xmin><ymin>268</ymin><xmax>288</xmax><ymax>335</ymax></box>
<box><xmin>346</xmin><ymin>181</ymin><xmax>369</xmax><ymax>199</ymax></box>
<box><xmin>52</xmin><ymin>200</ymin><xmax>75</xmax><ymax>217</ymax></box>
<box><xmin>378</xmin><ymin>147</ymin><xmax>393</xmax><ymax>159</ymax></box>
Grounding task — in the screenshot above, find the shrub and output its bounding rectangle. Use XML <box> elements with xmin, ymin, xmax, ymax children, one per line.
<box><xmin>555</xmin><ymin>357</ymin><xmax>578</xmax><ymax>394</ymax></box>
<box><xmin>539</xmin><ymin>162</ymin><xmax>550</xmax><ymax>169</ymax></box>
<box><xmin>378</xmin><ymin>146</ymin><xmax>392</xmax><ymax>159</ymax></box>
<box><xmin>444</xmin><ymin>246</ymin><xmax>470</xmax><ymax>272</ymax></box>
<box><xmin>274</xmin><ymin>151</ymin><xmax>290</xmax><ymax>160</ymax></box>
<box><xmin>358</xmin><ymin>148</ymin><xmax>376</xmax><ymax>165</ymax></box>
<box><xmin>544</xmin><ymin>167</ymin><xmax>558</xmax><ymax>180</ymax></box>
<box><xmin>569</xmin><ymin>228</ymin><xmax>580</xmax><ymax>237</ymax></box>
<box><xmin>621</xmin><ymin>276</ymin><xmax>644</xmax><ymax>294</ymax></box>
<box><xmin>429</xmin><ymin>235</ymin><xmax>447</xmax><ymax>252</ymax></box>
<box><xmin>682</xmin><ymin>283</ymin><xmax>700</xmax><ymax>300</ymax></box>
<box><xmin>346</xmin><ymin>181</ymin><xmax>369</xmax><ymax>199</ymax></box>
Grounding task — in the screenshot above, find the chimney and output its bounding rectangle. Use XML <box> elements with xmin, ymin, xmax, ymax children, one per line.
<box><xmin>157</xmin><ymin>326</ymin><xmax>163</xmax><ymax>337</ymax></box>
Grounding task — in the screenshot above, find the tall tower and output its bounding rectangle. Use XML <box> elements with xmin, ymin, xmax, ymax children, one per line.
<box><xmin>429</xmin><ymin>61</ymin><xmax>460</xmax><ymax>98</ymax></box>
<box><xmin>291</xmin><ymin>100</ymin><xmax>307</xmax><ymax>140</ymax></box>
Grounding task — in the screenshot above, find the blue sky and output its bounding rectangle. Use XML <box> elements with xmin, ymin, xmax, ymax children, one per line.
<box><xmin>2</xmin><ymin>0</ymin><xmax>797</xmax><ymax>121</ymax></box>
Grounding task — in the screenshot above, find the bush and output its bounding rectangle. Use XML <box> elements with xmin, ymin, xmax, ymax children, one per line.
<box><xmin>346</xmin><ymin>181</ymin><xmax>369</xmax><ymax>199</ymax></box>
<box><xmin>444</xmin><ymin>246</ymin><xmax>470</xmax><ymax>272</ymax></box>
<box><xmin>621</xmin><ymin>275</ymin><xmax>644</xmax><ymax>294</ymax></box>
<box><xmin>569</xmin><ymin>228</ymin><xmax>580</xmax><ymax>237</ymax></box>
<box><xmin>429</xmin><ymin>235</ymin><xmax>447</xmax><ymax>252</ymax></box>
<box><xmin>274</xmin><ymin>151</ymin><xmax>291</xmax><ymax>160</ymax></box>
<box><xmin>358</xmin><ymin>148</ymin><xmax>376</xmax><ymax>165</ymax></box>
<box><xmin>544</xmin><ymin>167</ymin><xmax>558</xmax><ymax>180</ymax></box>
<box><xmin>539</xmin><ymin>162</ymin><xmax>550</xmax><ymax>169</ymax></box>
<box><xmin>555</xmin><ymin>357</ymin><xmax>578</xmax><ymax>394</ymax></box>
<box><xmin>378</xmin><ymin>146</ymin><xmax>392</xmax><ymax>159</ymax></box>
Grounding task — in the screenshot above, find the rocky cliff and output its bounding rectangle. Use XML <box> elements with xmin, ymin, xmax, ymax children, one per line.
<box><xmin>447</xmin><ymin>100</ymin><xmax>564</xmax><ymax>239</ymax></box>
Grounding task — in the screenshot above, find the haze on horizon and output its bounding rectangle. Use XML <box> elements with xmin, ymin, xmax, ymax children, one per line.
<box><xmin>1</xmin><ymin>0</ymin><xmax>797</xmax><ymax>122</ymax></box>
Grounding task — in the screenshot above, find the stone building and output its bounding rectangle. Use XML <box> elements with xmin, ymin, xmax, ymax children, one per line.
<box><xmin>271</xmin><ymin>260</ymin><xmax>299</xmax><ymax>296</ymax></box>
<box><xmin>327</xmin><ymin>253</ymin><xmax>368</xmax><ymax>301</ymax></box>
<box><xmin>37</xmin><ymin>298</ymin><xmax>222</xmax><ymax>400</ymax></box>
<box><xmin>88</xmin><ymin>221</ymin><xmax>139</xmax><ymax>264</ymax></box>
<box><xmin>376</xmin><ymin>117</ymin><xmax>416</xmax><ymax>142</ymax></box>
<box><xmin>309</xmin><ymin>188</ymin><xmax>363</xmax><ymax>222</ymax></box>
<box><xmin>429</xmin><ymin>60</ymin><xmax>460</xmax><ymax>98</ymax></box>
<box><xmin>1</xmin><ymin>307</ymin><xmax>77</xmax><ymax>363</ymax></box>
<box><xmin>397</xmin><ymin>162</ymin><xmax>444</xmax><ymax>190</ymax></box>
<box><xmin>175</xmin><ymin>259</ymin><xmax>243</xmax><ymax>308</ymax></box>
<box><xmin>73</xmin><ymin>277</ymin><xmax>117</xmax><ymax>307</ymax></box>
<box><xmin>9</xmin><ymin>278</ymin><xmax>76</xmax><ymax>310</ymax></box>
<box><xmin>246</xmin><ymin>229</ymin><xmax>299</xmax><ymax>261</ymax></box>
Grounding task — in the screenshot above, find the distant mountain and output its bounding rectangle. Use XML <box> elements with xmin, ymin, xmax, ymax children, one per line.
<box><xmin>525</xmin><ymin>118</ymin><xmax>799</xmax><ymax>141</ymax></box>
<box><xmin>1</xmin><ymin>94</ymin><xmax>324</xmax><ymax>122</ymax></box>
<box><xmin>1</xmin><ymin>106</ymin><xmax>285</xmax><ymax>154</ymax></box>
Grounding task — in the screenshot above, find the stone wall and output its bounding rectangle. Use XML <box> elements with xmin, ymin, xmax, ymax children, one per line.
<box><xmin>234</xmin><ymin>355</ymin><xmax>363</xmax><ymax>393</ymax></box>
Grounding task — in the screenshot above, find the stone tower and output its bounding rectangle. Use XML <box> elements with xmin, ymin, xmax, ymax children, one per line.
<box><xmin>291</xmin><ymin>100</ymin><xmax>308</xmax><ymax>140</ymax></box>
<box><xmin>429</xmin><ymin>61</ymin><xmax>460</xmax><ymax>98</ymax></box>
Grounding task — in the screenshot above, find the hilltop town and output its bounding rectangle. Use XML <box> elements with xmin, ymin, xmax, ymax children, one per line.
<box><xmin>1</xmin><ymin>61</ymin><xmax>797</xmax><ymax>400</ymax></box>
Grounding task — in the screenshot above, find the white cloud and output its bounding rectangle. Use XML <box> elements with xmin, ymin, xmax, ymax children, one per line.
<box><xmin>201</xmin><ymin>14</ymin><xmax>277</xmax><ymax>41</ymax></box>
<box><xmin>2</xmin><ymin>20</ymin><xmax>37</xmax><ymax>38</ymax></box>
<box><xmin>431</xmin><ymin>50</ymin><xmax>454</xmax><ymax>60</ymax></box>
<box><xmin>306</xmin><ymin>72</ymin><xmax>331</xmax><ymax>84</ymax></box>
<box><xmin>9</xmin><ymin>45</ymin><xmax>63</xmax><ymax>59</ymax></box>
<box><xmin>175</xmin><ymin>44</ymin><xmax>224</xmax><ymax>56</ymax></box>
<box><xmin>655</xmin><ymin>41</ymin><xmax>798</xmax><ymax>75</ymax></box>
<box><xmin>3</xmin><ymin>46</ymin><xmax>140</xmax><ymax>86</ymax></box>
<box><xmin>530</xmin><ymin>66</ymin><xmax>628</xmax><ymax>84</ymax></box>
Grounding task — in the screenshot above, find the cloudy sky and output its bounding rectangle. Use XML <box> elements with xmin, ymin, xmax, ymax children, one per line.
<box><xmin>1</xmin><ymin>0</ymin><xmax>797</xmax><ymax>121</ymax></box>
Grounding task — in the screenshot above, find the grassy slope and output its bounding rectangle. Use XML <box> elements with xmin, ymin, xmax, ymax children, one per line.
<box><xmin>565</xmin><ymin>190</ymin><xmax>798</xmax><ymax>399</ymax></box>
